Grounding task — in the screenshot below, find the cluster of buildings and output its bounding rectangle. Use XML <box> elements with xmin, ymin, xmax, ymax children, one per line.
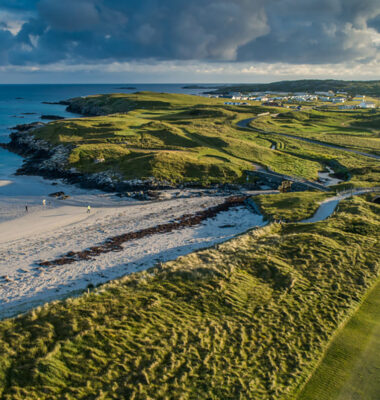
<box><xmin>339</xmin><ymin>102</ymin><xmax>376</xmax><ymax>110</ymax></box>
<box><xmin>214</xmin><ymin>90</ymin><xmax>377</xmax><ymax>109</ymax></box>
<box><xmin>224</xmin><ymin>101</ymin><xmax>249</xmax><ymax>106</ymax></box>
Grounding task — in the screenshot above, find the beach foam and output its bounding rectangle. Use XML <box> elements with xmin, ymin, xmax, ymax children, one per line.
<box><xmin>0</xmin><ymin>180</ymin><xmax>12</xmax><ymax>187</ymax></box>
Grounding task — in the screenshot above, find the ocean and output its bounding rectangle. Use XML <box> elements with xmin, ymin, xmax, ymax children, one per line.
<box><xmin>0</xmin><ymin>84</ymin><xmax>209</xmax><ymax>183</ymax></box>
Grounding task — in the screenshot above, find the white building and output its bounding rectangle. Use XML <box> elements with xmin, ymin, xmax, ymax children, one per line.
<box><xmin>358</xmin><ymin>102</ymin><xmax>376</xmax><ymax>109</ymax></box>
<box><xmin>333</xmin><ymin>98</ymin><xmax>346</xmax><ymax>103</ymax></box>
<box><xmin>225</xmin><ymin>102</ymin><xmax>249</xmax><ymax>106</ymax></box>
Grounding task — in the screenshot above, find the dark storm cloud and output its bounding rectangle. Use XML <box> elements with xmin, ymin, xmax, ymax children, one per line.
<box><xmin>0</xmin><ymin>0</ymin><xmax>379</xmax><ymax>66</ymax></box>
<box><xmin>0</xmin><ymin>27</ymin><xmax>13</xmax><ymax>63</ymax></box>
<box><xmin>0</xmin><ymin>0</ymin><xmax>38</xmax><ymax>12</ymax></box>
<box><xmin>237</xmin><ymin>0</ymin><xmax>380</xmax><ymax>63</ymax></box>
<box><xmin>368</xmin><ymin>14</ymin><xmax>380</xmax><ymax>32</ymax></box>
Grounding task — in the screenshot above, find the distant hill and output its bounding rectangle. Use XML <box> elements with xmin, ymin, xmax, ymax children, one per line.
<box><xmin>209</xmin><ymin>79</ymin><xmax>380</xmax><ymax>97</ymax></box>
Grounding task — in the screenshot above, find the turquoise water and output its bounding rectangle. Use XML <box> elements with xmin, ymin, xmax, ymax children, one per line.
<box><xmin>0</xmin><ymin>84</ymin><xmax>208</xmax><ymax>180</ymax></box>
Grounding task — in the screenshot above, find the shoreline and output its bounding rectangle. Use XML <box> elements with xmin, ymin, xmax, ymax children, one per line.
<box><xmin>0</xmin><ymin>194</ymin><xmax>266</xmax><ymax>320</ymax></box>
<box><xmin>1</xmin><ymin>187</ymin><xmax>377</xmax><ymax>320</ymax></box>
<box><xmin>5</xmin><ymin>121</ymin><xmax>267</xmax><ymax>199</ymax></box>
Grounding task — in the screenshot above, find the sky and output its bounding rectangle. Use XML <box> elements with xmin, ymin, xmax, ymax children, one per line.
<box><xmin>0</xmin><ymin>0</ymin><xmax>379</xmax><ymax>83</ymax></box>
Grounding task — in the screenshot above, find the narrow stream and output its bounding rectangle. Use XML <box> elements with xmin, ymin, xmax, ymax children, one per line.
<box><xmin>299</xmin><ymin>189</ymin><xmax>379</xmax><ymax>224</ymax></box>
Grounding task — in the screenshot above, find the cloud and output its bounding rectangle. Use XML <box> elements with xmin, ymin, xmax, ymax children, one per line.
<box><xmin>237</xmin><ymin>0</ymin><xmax>380</xmax><ymax>64</ymax></box>
<box><xmin>0</xmin><ymin>28</ymin><xmax>14</xmax><ymax>63</ymax></box>
<box><xmin>0</xmin><ymin>0</ymin><xmax>378</xmax><ymax>68</ymax></box>
<box><xmin>0</xmin><ymin>0</ymin><xmax>38</xmax><ymax>12</ymax></box>
<box><xmin>368</xmin><ymin>13</ymin><xmax>380</xmax><ymax>32</ymax></box>
<box><xmin>37</xmin><ymin>0</ymin><xmax>101</xmax><ymax>32</ymax></box>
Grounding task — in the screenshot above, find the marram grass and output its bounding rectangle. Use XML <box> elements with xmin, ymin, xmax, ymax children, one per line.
<box><xmin>0</xmin><ymin>196</ymin><xmax>379</xmax><ymax>399</ymax></box>
<box><xmin>253</xmin><ymin>191</ymin><xmax>331</xmax><ymax>222</ymax></box>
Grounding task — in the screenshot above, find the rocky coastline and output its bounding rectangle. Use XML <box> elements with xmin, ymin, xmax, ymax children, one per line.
<box><xmin>4</xmin><ymin>96</ymin><xmax>179</xmax><ymax>197</ymax></box>
<box><xmin>6</xmin><ymin>119</ymin><xmax>253</xmax><ymax>199</ymax></box>
<box><xmin>4</xmin><ymin>98</ymin><xmax>287</xmax><ymax>198</ymax></box>
<box><xmin>65</xmin><ymin>100</ymin><xmax>108</xmax><ymax>116</ymax></box>
<box><xmin>6</xmin><ymin>124</ymin><xmax>178</xmax><ymax>196</ymax></box>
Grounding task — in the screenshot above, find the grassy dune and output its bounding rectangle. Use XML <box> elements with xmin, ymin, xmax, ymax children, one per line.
<box><xmin>31</xmin><ymin>92</ymin><xmax>369</xmax><ymax>184</ymax></box>
<box><xmin>254</xmin><ymin>191</ymin><xmax>331</xmax><ymax>222</ymax></box>
<box><xmin>0</xmin><ymin>196</ymin><xmax>378</xmax><ymax>399</ymax></box>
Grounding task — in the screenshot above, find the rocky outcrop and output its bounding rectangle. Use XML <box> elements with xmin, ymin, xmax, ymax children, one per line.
<box><xmin>6</xmin><ymin>125</ymin><xmax>178</xmax><ymax>195</ymax></box>
<box><xmin>11</xmin><ymin>121</ymin><xmax>45</xmax><ymax>132</ymax></box>
<box><xmin>65</xmin><ymin>99</ymin><xmax>107</xmax><ymax>116</ymax></box>
<box><xmin>40</xmin><ymin>115</ymin><xmax>65</xmax><ymax>120</ymax></box>
<box><xmin>42</xmin><ymin>101</ymin><xmax>70</xmax><ymax>105</ymax></box>
<box><xmin>8</xmin><ymin>128</ymin><xmax>71</xmax><ymax>177</ymax></box>
<box><xmin>5</xmin><ymin>102</ymin><xmax>261</xmax><ymax>197</ymax></box>
<box><xmin>7</xmin><ymin>127</ymin><xmax>252</xmax><ymax>197</ymax></box>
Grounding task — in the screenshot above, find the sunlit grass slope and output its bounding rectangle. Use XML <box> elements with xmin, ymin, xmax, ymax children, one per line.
<box><xmin>256</xmin><ymin>132</ymin><xmax>380</xmax><ymax>188</ymax></box>
<box><xmin>249</xmin><ymin>109</ymin><xmax>380</xmax><ymax>156</ymax></box>
<box><xmin>0</xmin><ymin>196</ymin><xmax>378</xmax><ymax>399</ymax></box>
<box><xmin>27</xmin><ymin>92</ymin><xmax>379</xmax><ymax>186</ymax></box>
<box><xmin>254</xmin><ymin>191</ymin><xmax>331</xmax><ymax>222</ymax></box>
<box><xmin>32</xmin><ymin>92</ymin><xmax>327</xmax><ymax>184</ymax></box>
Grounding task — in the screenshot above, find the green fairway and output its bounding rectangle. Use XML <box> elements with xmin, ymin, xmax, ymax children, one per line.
<box><xmin>296</xmin><ymin>277</ymin><xmax>380</xmax><ymax>400</ymax></box>
<box><xmin>255</xmin><ymin>132</ymin><xmax>380</xmax><ymax>188</ymax></box>
<box><xmin>249</xmin><ymin>109</ymin><xmax>380</xmax><ymax>156</ymax></box>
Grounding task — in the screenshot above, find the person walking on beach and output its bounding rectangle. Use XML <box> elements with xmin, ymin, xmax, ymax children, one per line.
<box><xmin>25</xmin><ymin>204</ymin><xmax>28</xmax><ymax>213</ymax></box>
<box><xmin>42</xmin><ymin>199</ymin><xmax>46</xmax><ymax>207</ymax></box>
<box><xmin>87</xmin><ymin>205</ymin><xmax>91</xmax><ymax>214</ymax></box>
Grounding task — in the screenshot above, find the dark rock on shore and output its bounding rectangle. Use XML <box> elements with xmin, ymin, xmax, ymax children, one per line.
<box><xmin>11</xmin><ymin>122</ymin><xmax>45</xmax><ymax>132</ymax></box>
<box><xmin>40</xmin><ymin>115</ymin><xmax>65</xmax><ymax>120</ymax></box>
<box><xmin>42</xmin><ymin>101</ymin><xmax>70</xmax><ymax>105</ymax></box>
<box><xmin>117</xmin><ymin>87</ymin><xmax>137</xmax><ymax>90</ymax></box>
<box><xmin>65</xmin><ymin>101</ymin><xmax>106</xmax><ymax>116</ymax></box>
<box><xmin>48</xmin><ymin>192</ymin><xmax>70</xmax><ymax>200</ymax></box>
<box><xmin>49</xmin><ymin>191</ymin><xmax>65</xmax><ymax>198</ymax></box>
<box><xmin>6</xmin><ymin>117</ymin><xmax>260</xmax><ymax>198</ymax></box>
<box><xmin>6</xmin><ymin>128</ymin><xmax>178</xmax><ymax>195</ymax></box>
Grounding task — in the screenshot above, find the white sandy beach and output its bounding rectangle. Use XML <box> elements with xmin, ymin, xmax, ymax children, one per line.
<box><xmin>1</xmin><ymin>171</ymin><xmax>376</xmax><ymax>320</ymax></box>
<box><xmin>0</xmin><ymin>174</ymin><xmax>271</xmax><ymax>319</ymax></box>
